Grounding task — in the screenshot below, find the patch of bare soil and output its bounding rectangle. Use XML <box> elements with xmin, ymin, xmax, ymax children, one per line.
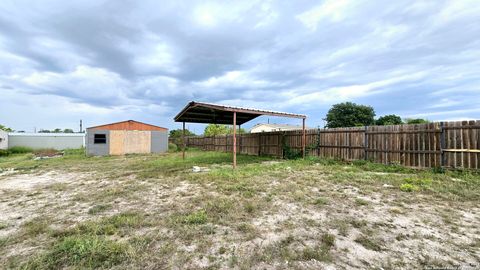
<box><xmin>0</xmin><ymin>171</ymin><xmax>78</xmax><ymax>190</ymax></box>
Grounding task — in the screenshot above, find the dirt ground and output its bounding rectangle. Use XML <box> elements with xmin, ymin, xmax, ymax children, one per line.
<box><xmin>0</xmin><ymin>151</ymin><xmax>479</xmax><ymax>269</ymax></box>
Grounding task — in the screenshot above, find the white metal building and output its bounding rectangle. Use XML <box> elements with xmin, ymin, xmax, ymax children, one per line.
<box><xmin>250</xmin><ymin>123</ymin><xmax>308</xmax><ymax>133</ymax></box>
<box><xmin>0</xmin><ymin>130</ymin><xmax>7</xmax><ymax>150</ymax></box>
<box><xmin>7</xmin><ymin>133</ymin><xmax>85</xmax><ymax>150</ymax></box>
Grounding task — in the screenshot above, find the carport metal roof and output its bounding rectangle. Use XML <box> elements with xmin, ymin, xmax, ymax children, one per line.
<box><xmin>174</xmin><ymin>101</ymin><xmax>306</xmax><ymax>125</ymax></box>
<box><xmin>174</xmin><ymin>101</ymin><xmax>307</xmax><ymax>169</ymax></box>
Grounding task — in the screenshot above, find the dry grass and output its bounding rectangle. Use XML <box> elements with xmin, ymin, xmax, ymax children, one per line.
<box><xmin>0</xmin><ymin>149</ymin><xmax>479</xmax><ymax>269</ymax></box>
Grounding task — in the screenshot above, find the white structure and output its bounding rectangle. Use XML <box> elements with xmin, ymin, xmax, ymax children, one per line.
<box><xmin>8</xmin><ymin>133</ymin><xmax>85</xmax><ymax>150</ymax></box>
<box><xmin>0</xmin><ymin>130</ymin><xmax>7</xmax><ymax>150</ymax></box>
<box><xmin>250</xmin><ymin>123</ymin><xmax>307</xmax><ymax>133</ymax></box>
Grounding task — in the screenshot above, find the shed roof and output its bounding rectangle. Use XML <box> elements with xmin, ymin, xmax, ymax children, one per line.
<box><xmin>87</xmin><ymin>120</ymin><xmax>168</xmax><ymax>131</ymax></box>
<box><xmin>174</xmin><ymin>101</ymin><xmax>306</xmax><ymax>125</ymax></box>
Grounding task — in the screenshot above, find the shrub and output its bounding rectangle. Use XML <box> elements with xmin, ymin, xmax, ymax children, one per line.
<box><xmin>400</xmin><ymin>183</ymin><xmax>418</xmax><ymax>192</ymax></box>
<box><xmin>283</xmin><ymin>145</ymin><xmax>302</xmax><ymax>160</ymax></box>
<box><xmin>9</xmin><ymin>146</ymin><xmax>33</xmax><ymax>154</ymax></box>
<box><xmin>0</xmin><ymin>149</ymin><xmax>9</xmax><ymax>157</ymax></box>
<box><xmin>183</xmin><ymin>210</ymin><xmax>208</xmax><ymax>225</ymax></box>
<box><xmin>168</xmin><ymin>143</ymin><xmax>178</xmax><ymax>152</ymax></box>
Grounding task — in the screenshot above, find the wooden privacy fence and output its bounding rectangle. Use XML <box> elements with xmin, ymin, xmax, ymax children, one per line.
<box><xmin>184</xmin><ymin>120</ymin><xmax>480</xmax><ymax>169</ymax></box>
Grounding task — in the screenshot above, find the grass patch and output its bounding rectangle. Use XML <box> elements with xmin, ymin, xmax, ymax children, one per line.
<box><xmin>313</xmin><ymin>197</ymin><xmax>329</xmax><ymax>205</ymax></box>
<box><xmin>88</xmin><ymin>204</ymin><xmax>111</xmax><ymax>215</ymax></box>
<box><xmin>24</xmin><ymin>235</ymin><xmax>130</xmax><ymax>269</ymax></box>
<box><xmin>355</xmin><ymin>234</ymin><xmax>383</xmax><ymax>251</ymax></box>
<box><xmin>400</xmin><ymin>183</ymin><xmax>419</xmax><ymax>192</ymax></box>
<box><xmin>182</xmin><ymin>210</ymin><xmax>208</xmax><ymax>225</ymax></box>
<box><xmin>9</xmin><ymin>146</ymin><xmax>33</xmax><ymax>154</ymax></box>
<box><xmin>22</xmin><ymin>217</ymin><xmax>51</xmax><ymax>236</ymax></box>
<box><xmin>355</xmin><ymin>198</ymin><xmax>369</xmax><ymax>206</ymax></box>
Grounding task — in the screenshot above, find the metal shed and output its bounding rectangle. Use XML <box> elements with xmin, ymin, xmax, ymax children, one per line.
<box><xmin>86</xmin><ymin>120</ymin><xmax>168</xmax><ymax>156</ymax></box>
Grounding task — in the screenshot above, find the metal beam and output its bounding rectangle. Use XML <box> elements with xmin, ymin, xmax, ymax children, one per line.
<box><xmin>182</xmin><ymin>122</ymin><xmax>186</xmax><ymax>160</ymax></box>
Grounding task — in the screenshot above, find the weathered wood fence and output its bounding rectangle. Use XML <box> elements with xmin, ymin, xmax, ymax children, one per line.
<box><xmin>182</xmin><ymin>120</ymin><xmax>480</xmax><ymax>169</ymax></box>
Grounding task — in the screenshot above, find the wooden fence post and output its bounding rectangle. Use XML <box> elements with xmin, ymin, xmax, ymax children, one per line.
<box><xmin>258</xmin><ymin>133</ymin><xmax>261</xmax><ymax>156</ymax></box>
<box><xmin>440</xmin><ymin>122</ymin><xmax>445</xmax><ymax>167</ymax></box>
<box><xmin>364</xmin><ymin>125</ymin><xmax>368</xmax><ymax>161</ymax></box>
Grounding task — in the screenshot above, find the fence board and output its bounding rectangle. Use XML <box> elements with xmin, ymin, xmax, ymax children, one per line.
<box><xmin>181</xmin><ymin>120</ymin><xmax>480</xmax><ymax>169</ymax></box>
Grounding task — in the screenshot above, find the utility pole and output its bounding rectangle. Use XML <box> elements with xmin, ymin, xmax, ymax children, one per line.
<box><xmin>79</xmin><ymin>120</ymin><xmax>83</xmax><ymax>133</ymax></box>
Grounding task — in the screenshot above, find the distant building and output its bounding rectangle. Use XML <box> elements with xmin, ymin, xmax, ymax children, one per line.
<box><xmin>86</xmin><ymin>120</ymin><xmax>168</xmax><ymax>156</ymax></box>
<box><xmin>250</xmin><ymin>123</ymin><xmax>308</xmax><ymax>133</ymax></box>
<box><xmin>0</xmin><ymin>130</ymin><xmax>7</xmax><ymax>150</ymax></box>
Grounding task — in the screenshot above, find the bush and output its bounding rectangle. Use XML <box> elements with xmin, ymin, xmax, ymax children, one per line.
<box><xmin>0</xmin><ymin>149</ymin><xmax>9</xmax><ymax>157</ymax></box>
<box><xmin>9</xmin><ymin>146</ymin><xmax>33</xmax><ymax>154</ymax></box>
<box><xmin>168</xmin><ymin>143</ymin><xmax>178</xmax><ymax>152</ymax></box>
<box><xmin>183</xmin><ymin>210</ymin><xmax>208</xmax><ymax>225</ymax></box>
<box><xmin>400</xmin><ymin>183</ymin><xmax>418</xmax><ymax>192</ymax></box>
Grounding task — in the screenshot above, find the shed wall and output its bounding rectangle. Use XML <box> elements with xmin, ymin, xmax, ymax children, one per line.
<box><xmin>0</xmin><ymin>131</ymin><xmax>8</xmax><ymax>150</ymax></box>
<box><xmin>86</xmin><ymin>130</ymin><xmax>110</xmax><ymax>156</ymax></box>
<box><xmin>8</xmin><ymin>133</ymin><xmax>85</xmax><ymax>150</ymax></box>
<box><xmin>151</xmin><ymin>130</ymin><xmax>168</xmax><ymax>153</ymax></box>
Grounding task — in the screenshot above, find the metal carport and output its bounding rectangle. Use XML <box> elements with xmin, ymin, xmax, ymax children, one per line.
<box><xmin>174</xmin><ymin>101</ymin><xmax>307</xmax><ymax>168</ymax></box>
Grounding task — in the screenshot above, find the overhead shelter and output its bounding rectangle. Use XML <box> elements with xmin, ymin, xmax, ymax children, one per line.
<box><xmin>174</xmin><ymin>101</ymin><xmax>307</xmax><ymax>168</ymax></box>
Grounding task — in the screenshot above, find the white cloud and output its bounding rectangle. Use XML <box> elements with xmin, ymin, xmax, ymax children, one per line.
<box><xmin>21</xmin><ymin>65</ymin><xmax>130</xmax><ymax>104</ymax></box>
<box><xmin>296</xmin><ymin>0</ymin><xmax>354</xmax><ymax>30</ymax></box>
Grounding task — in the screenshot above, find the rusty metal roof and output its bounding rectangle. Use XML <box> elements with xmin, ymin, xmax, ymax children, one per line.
<box><xmin>87</xmin><ymin>120</ymin><xmax>168</xmax><ymax>131</ymax></box>
<box><xmin>174</xmin><ymin>101</ymin><xmax>306</xmax><ymax>125</ymax></box>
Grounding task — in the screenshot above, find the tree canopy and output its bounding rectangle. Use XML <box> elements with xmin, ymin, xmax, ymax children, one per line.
<box><xmin>325</xmin><ymin>102</ymin><xmax>376</xmax><ymax>128</ymax></box>
<box><xmin>169</xmin><ymin>129</ymin><xmax>196</xmax><ymax>138</ymax></box>
<box><xmin>204</xmin><ymin>124</ymin><xmax>246</xmax><ymax>136</ymax></box>
<box><xmin>376</xmin><ymin>115</ymin><xmax>403</xmax><ymax>126</ymax></box>
<box><xmin>405</xmin><ymin>118</ymin><xmax>430</xmax><ymax>124</ymax></box>
<box><xmin>0</xmin><ymin>124</ymin><xmax>13</xmax><ymax>132</ymax></box>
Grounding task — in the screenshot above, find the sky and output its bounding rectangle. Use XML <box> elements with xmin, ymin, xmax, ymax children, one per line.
<box><xmin>1</xmin><ymin>0</ymin><xmax>479</xmax><ymax>134</ymax></box>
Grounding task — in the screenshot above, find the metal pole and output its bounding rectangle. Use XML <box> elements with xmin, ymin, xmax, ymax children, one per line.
<box><xmin>182</xmin><ymin>122</ymin><xmax>186</xmax><ymax>160</ymax></box>
<box><xmin>233</xmin><ymin>111</ymin><xmax>237</xmax><ymax>169</ymax></box>
<box><xmin>302</xmin><ymin>118</ymin><xmax>306</xmax><ymax>159</ymax></box>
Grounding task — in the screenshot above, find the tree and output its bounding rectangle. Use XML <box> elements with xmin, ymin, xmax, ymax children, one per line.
<box><xmin>169</xmin><ymin>128</ymin><xmax>195</xmax><ymax>145</ymax></box>
<box><xmin>39</xmin><ymin>129</ymin><xmax>51</xmax><ymax>133</ymax></box>
<box><xmin>52</xmin><ymin>128</ymin><xmax>62</xmax><ymax>133</ymax></box>
<box><xmin>0</xmin><ymin>124</ymin><xmax>13</xmax><ymax>132</ymax></box>
<box><xmin>405</xmin><ymin>118</ymin><xmax>429</xmax><ymax>124</ymax></box>
<box><xmin>169</xmin><ymin>129</ymin><xmax>196</xmax><ymax>138</ymax></box>
<box><xmin>325</xmin><ymin>102</ymin><xmax>375</xmax><ymax>128</ymax></box>
<box><xmin>63</xmin><ymin>129</ymin><xmax>74</xmax><ymax>133</ymax></box>
<box><xmin>204</xmin><ymin>124</ymin><xmax>229</xmax><ymax>136</ymax></box>
<box><xmin>227</xmin><ymin>127</ymin><xmax>246</xmax><ymax>135</ymax></box>
<box><xmin>376</xmin><ymin>115</ymin><xmax>403</xmax><ymax>126</ymax></box>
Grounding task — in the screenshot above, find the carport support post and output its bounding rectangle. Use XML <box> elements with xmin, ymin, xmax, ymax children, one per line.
<box><xmin>302</xmin><ymin>118</ymin><xmax>306</xmax><ymax>159</ymax></box>
<box><xmin>182</xmin><ymin>122</ymin><xmax>186</xmax><ymax>160</ymax></box>
<box><xmin>233</xmin><ymin>111</ymin><xmax>237</xmax><ymax>169</ymax></box>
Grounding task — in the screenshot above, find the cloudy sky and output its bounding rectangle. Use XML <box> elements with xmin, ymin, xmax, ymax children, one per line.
<box><xmin>1</xmin><ymin>0</ymin><xmax>479</xmax><ymax>133</ymax></box>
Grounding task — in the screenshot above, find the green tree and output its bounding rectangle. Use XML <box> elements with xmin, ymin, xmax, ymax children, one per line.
<box><xmin>0</xmin><ymin>124</ymin><xmax>13</xmax><ymax>132</ymax></box>
<box><xmin>52</xmin><ymin>128</ymin><xmax>62</xmax><ymax>133</ymax></box>
<box><xmin>39</xmin><ymin>129</ymin><xmax>51</xmax><ymax>133</ymax></box>
<box><xmin>169</xmin><ymin>129</ymin><xmax>196</xmax><ymax>145</ymax></box>
<box><xmin>63</xmin><ymin>129</ymin><xmax>74</xmax><ymax>133</ymax></box>
<box><xmin>376</xmin><ymin>115</ymin><xmax>403</xmax><ymax>126</ymax></box>
<box><xmin>204</xmin><ymin>124</ymin><xmax>230</xmax><ymax>136</ymax></box>
<box><xmin>169</xmin><ymin>129</ymin><xmax>195</xmax><ymax>138</ymax></box>
<box><xmin>325</xmin><ymin>102</ymin><xmax>376</xmax><ymax>128</ymax></box>
<box><xmin>405</xmin><ymin>118</ymin><xmax>429</xmax><ymax>124</ymax></box>
<box><xmin>227</xmin><ymin>127</ymin><xmax>246</xmax><ymax>134</ymax></box>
